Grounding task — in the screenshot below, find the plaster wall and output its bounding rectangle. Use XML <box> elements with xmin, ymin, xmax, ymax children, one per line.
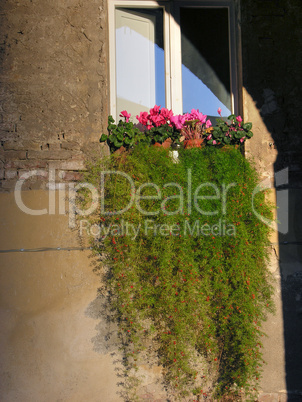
<box><xmin>0</xmin><ymin>0</ymin><xmax>109</xmax><ymax>191</ymax></box>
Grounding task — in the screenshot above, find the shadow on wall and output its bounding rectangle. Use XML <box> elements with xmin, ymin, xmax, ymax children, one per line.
<box><xmin>85</xmin><ymin>290</ymin><xmax>127</xmax><ymax>399</ymax></box>
<box><xmin>240</xmin><ymin>0</ymin><xmax>302</xmax><ymax>397</ymax></box>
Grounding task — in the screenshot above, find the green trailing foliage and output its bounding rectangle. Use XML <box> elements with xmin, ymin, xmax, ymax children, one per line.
<box><xmin>100</xmin><ymin>115</ymin><xmax>148</xmax><ymax>152</ymax></box>
<box><xmin>146</xmin><ymin>123</ymin><xmax>181</xmax><ymax>145</ymax></box>
<box><xmin>84</xmin><ymin>146</ymin><xmax>274</xmax><ymax>400</ymax></box>
<box><xmin>208</xmin><ymin>115</ymin><xmax>253</xmax><ymax>146</ymax></box>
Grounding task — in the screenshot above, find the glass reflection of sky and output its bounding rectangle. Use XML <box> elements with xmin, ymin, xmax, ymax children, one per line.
<box><xmin>182</xmin><ymin>63</ymin><xmax>231</xmax><ymax>116</ymax></box>
<box><xmin>116</xmin><ymin>27</ymin><xmax>165</xmax><ymax>109</ymax></box>
<box><xmin>116</xmin><ymin>27</ymin><xmax>230</xmax><ymax>116</ymax></box>
<box><xmin>155</xmin><ymin>44</ymin><xmax>165</xmax><ymax>107</ymax></box>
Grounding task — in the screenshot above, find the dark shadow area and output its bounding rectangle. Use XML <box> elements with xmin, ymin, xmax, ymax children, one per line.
<box><xmin>240</xmin><ymin>0</ymin><xmax>302</xmax><ymax>397</ymax></box>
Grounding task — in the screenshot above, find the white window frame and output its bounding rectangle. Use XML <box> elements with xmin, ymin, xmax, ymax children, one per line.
<box><xmin>108</xmin><ymin>0</ymin><xmax>239</xmax><ymax>119</ymax></box>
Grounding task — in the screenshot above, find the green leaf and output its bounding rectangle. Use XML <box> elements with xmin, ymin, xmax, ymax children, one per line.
<box><xmin>100</xmin><ymin>134</ymin><xmax>108</xmax><ymax>142</ymax></box>
<box><xmin>124</xmin><ymin>137</ymin><xmax>132</xmax><ymax>145</ymax></box>
<box><xmin>126</xmin><ymin>132</ymin><xmax>134</xmax><ymax>139</ymax></box>
<box><xmin>117</xmin><ymin>133</ymin><xmax>124</xmax><ymax>142</ymax></box>
<box><xmin>108</xmin><ymin>134</ymin><xmax>116</xmax><ymax>143</ymax></box>
<box><xmin>243</xmin><ymin>122</ymin><xmax>252</xmax><ymax>131</ymax></box>
<box><xmin>246</xmin><ymin>130</ymin><xmax>253</xmax><ymax>138</ymax></box>
<box><xmin>234</xmin><ymin>131</ymin><xmax>243</xmax><ymax>139</ymax></box>
<box><xmin>113</xmin><ymin>139</ymin><xmax>123</xmax><ymax>148</ymax></box>
<box><xmin>228</xmin><ymin>114</ymin><xmax>236</xmax><ymax>121</ymax></box>
<box><xmin>108</xmin><ymin>115</ymin><xmax>115</xmax><ymax>124</ymax></box>
<box><xmin>125</xmin><ymin>122</ymin><xmax>132</xmax><ymax>130</ymax></box>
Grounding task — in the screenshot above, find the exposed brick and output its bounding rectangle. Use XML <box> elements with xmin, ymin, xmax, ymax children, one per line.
<box><xmin>18</xmin><ymin>170</ymin><xmax>49</xmax><ymax>181</ymax></box>
<box><xmin>61</xmin><ymin>141</ymin><xmax>81</xmax><ymax>151</ymax></box>
<box><xmin>4</xmin><ymin>160</ymin><xmax>47</xmax><ymax>169</ymax></box>
<box><xmin>0</xmin><ymin>131</ymin><xmax>16</xmax><ymax>142</ymax></box>
<box><xmin>0</xmin><ymin>122</ymin><xmax>16</xmax><ymax>132</ymax></box>
<box><xmin>47</xmin><ymin>143</ymin><xmax>62</xmax><ymax>151</ymax></box>
<box><xmin>4</xmin><ymin>151</ymin><xmax>27</xmax><ymax>160</ymax></box>
<box><xmin>48</xmin><ymin>159</ymin><xmax>86</xmax><ymax>171</ymax></box>
<box><xmin>3</xmin><ymin>140</ymin><xmax>41</xmax><ymax>151</ymax></box>
<box><xmin>5</xmin><ymin>169</ymin><xmax>18</xmax><ymax>180</ymax></box>
<box><xmin>21</xmin><ymin>180</ymin><xmax>46</xmax><ymax>190</ymax></box>
<box><xmin>27</xmin><ymin>150</ymin><xmax>73</xmax><ymax>160</ymax></box>
<box><xmin>58</xmin><ymin>171</ymin><xmax>83</xmax><ymax>181</ymax></box>
<box><xmin>1</xmin><ymin>180</ymin><xmax>17</xmax><ymax>190</ymax></box>
<box><xmin>46</xmin><ymin>182</ymin><xmax>67</xmax><ymax>190</ymax></box>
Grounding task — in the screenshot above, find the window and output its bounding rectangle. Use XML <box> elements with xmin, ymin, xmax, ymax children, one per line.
<box><xmin>108</xmin><ymin>0</ymin><xmax>240</xmax><ymax>121</ymax></box>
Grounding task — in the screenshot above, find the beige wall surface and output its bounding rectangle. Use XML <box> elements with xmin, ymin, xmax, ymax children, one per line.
<box><xmin>0</xmin><ymin>190</ymin><xmax>123</xmax><ymax>402</ymax></box>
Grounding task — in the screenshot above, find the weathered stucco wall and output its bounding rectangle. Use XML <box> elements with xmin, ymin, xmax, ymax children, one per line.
<box><xmin>241</xmin><ymin>0</ymin><xmax>302</xmax><ymax>179</ymax></box>
<box><xmin>0</xmin><ymin>0</ymin><xmax>109</xmax><ymax>191</ymax></box>
<box><xmin>241</xmin><ymin>0</ymin><xmax>302</xmax><ymax>397</ymax></box>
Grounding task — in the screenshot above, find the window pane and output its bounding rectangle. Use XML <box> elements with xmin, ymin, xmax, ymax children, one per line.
<box><xmin>115</xmin><ymin>8</ymin><xmax>165</xmax><ymax>118</ymax></box>
<box><xmin>180</xmin><ymin>8</ymin><xmax>231</xmax><ymax>120</ymax></box>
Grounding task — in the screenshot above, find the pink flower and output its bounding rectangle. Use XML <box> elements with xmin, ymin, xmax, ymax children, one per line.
<box><xmin>213</xmin><ymin>140</ymin><xmax>217</xmax><ymax>145</ymax></box>
<box><xmin>217</xmin><ymin>108</ymin><xmax>222</xmax><ymax>116</ymax></box>
<box><xmin>170</xmin><ymin>114</ymin><xmax>186</xmax><ymax>130</ymax></box>
<box><xmin>207</xmin><ymin>134</ymin><xmax>212</xmax><ymax>140</ymax></box>
<box><xmin>240</xmin><ymin>136</ymin><xmax>246</xmax><ymax>143</ymax></box>
<box><xmin>151</xmin><ymin>114</ymin><xmax>165</xmax><ymax>127</ymax></box>
<box><xmin>149</xmin><ymin>105</ymin><xmax>160</xmax><ymax>116</ymax></box>
<box><xmin>161</xmin><ymin>107</ymin><xmax>173</xmax><ymax>121</ymax></box>
<box><xmin>189</xmin><ymin>109</ymin><xmax>207</xmax><ymax>124</ymax></box>
<box><xmin>206</xmin><ymin>119</ymin><xmax>212</xmax><ymax>128</ymax></box>
<box><xmin>136</xmin><ymin>111</ymin><xmax>149</xmax><ymax>126</ymax></box>
<box><xmin>120</xmin><ymin>110</ymin><xmax>131</xmax><ymax>122</ymax></box>
<box><xmin>236</xmin><ymin>115</ymin><xmax>243</xmax><ymax>123</ymax></box>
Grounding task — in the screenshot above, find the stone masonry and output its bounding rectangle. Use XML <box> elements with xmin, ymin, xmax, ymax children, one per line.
<box><xmin>0</xmin><ymin>0</ymin><xmax>109</xmax><ymax>191</ymax></box>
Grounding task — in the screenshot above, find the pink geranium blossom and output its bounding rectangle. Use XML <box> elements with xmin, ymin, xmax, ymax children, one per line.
<box><xmin>170</xmin><ymin>114</ymin><xmax>186</xmax><ymax>130</ymax></box>
<box><xmin>160</xmin><ymin>107</ymin><xmax>173</xmax><ymax>121</ymax></box>
<box><xmin>119</xmin><ymin>110</ymin><xmax>131</xmax><ymax>122</ymax></box>
<box><xmin>236</xmin><ymin>115</ymin><xmax>243</xmax><ymax>123</ymax></box>
<box><xmin>136</xmin><ymin>105</ymin><xmax>174</xmax><ymax>129</ymax></box>
<box><xmin>136</xmin><ymin>111</ymin><xmax>149</xmax><ymax>126</ymax></box>
<box><xmin>149</xmin><ymin>105</ymin><xmax>160</xmax><ymax>116</ymax></box>
<box><xmin>217</xmin><ymin>108</ymin><xmax>222</xmax><ymax>116</ymax></box>
<box><xmin>206</xmin><ymin>119</ymin><xmax>212</xmax><ymax>128</ymax></box>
